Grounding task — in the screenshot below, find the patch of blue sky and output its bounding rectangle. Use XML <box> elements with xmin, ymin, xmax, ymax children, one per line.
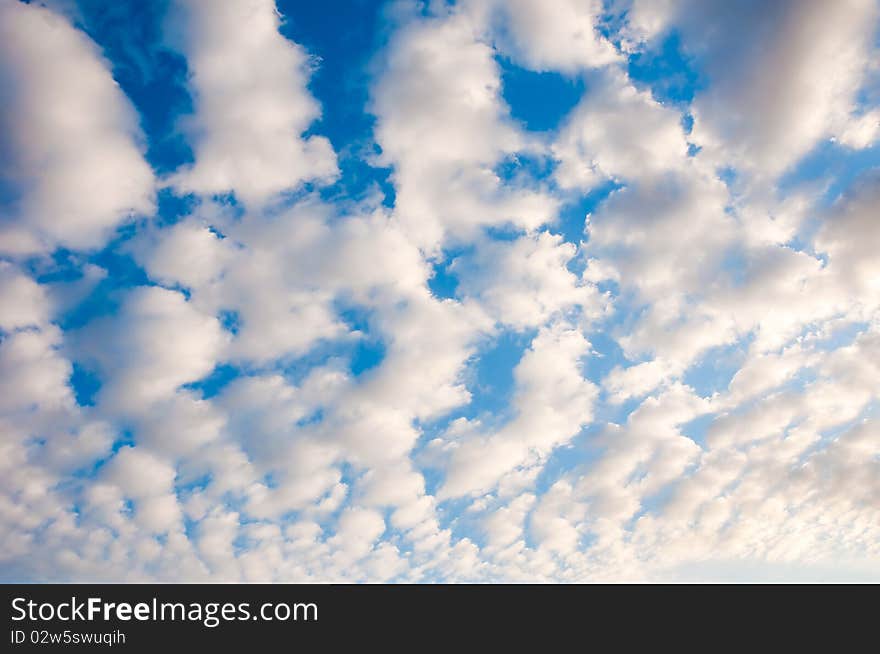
<box><xmin>181</xmin><ymin>515</ymin><xmax>199</xmax><ymax>547</ymax></box>
<box><xmin>769</xmin><ymin>316</ymin><xmax>870</xmax><ymax>358</ymax></box>
<box><xmin>782</xmin><ymin>229</ymin><xmax>829</xmax><ymax>269</ymax></box>
<box><xmin>51</xmin><ymin>246</ymin><xmax>149</xmax><ymax>330</ymax></box>
<box><xmin>349</xmin><ymin>339</ymin><xmax>386</xmax><ymax>376</ymax></box>
<box><xmin>494</xmin><ymin>151</ymin><xmax>556</xmax><ymax>186</ymax></box>
<box><xmin>595</xmin><ymin>1</ymin><xmax>627</xmax><ymax>43</ymax></box>
<box><xmin>426</xmin><ymin>242</ymin><xmax>475</xmax><ymax>300</ymax></box>
<box><xmin>410</xmin><ymin>328</ymin><xmax>538</xmax><ymax>500</ymax></box>
<box><xmin>626</xmin><ymin>31</ymin><xmax>705</xmax><ymax>108</ymax></box>
<box><xmin>461</xmin><ymin>328</ymin><xmax>535</xmax><ymax>421</ymax></box>
<box><xmin>335</xmin><ymin>301</ymin><xmax>372</xmax><ymax>337</ymax></box>
<box><xmin>185</xmin><ymin>309</ymin><xmax>384</xmax><ymax>401</ymax></box>
<box><xmin>70</xmin><ymin>363</ymin><xmax>102</xmax><ymax>407</ymax></box>
<box><xmin>192</xmin><ymin>301</ymin><xmax>369</xmax><ymax>399</ymax></box>
<box><xmin>411</xmin><ymin>330</ymin><xmax>535</xmax><ymax>494</ymax></box>
<box><xmin>594</xmin><ymin>275</ymin><xmax>621</xmax><ymax>298</ymax></box>
<box><xmin>718</xmin><ymin>242</ymin><xmax>750</xmax><ymax>287</ymax></box>
<box><xmin>498</xmin><ymin>58</ymin><xmax>585</xmax><ymax>132</ymax></box>
<box><xmin>217</xmin><ymin>309</ymin><xmax>240</xmax><ymax>335</ymax></box>
<box><xmin>780</xmin><ymin>367</ymin><xmax>821</xmax><ymax>396</ymax></box>
<box><xmin>416</xmin><ymin>462</ymin><xmax>446</xmax><ymax>500</ymax></box>
<box><xmin>27</xmin><ymin>236</ymin><xmax>157</xmax><ymax>416</ymax></box>
<box><xmin>627</xmin><ymin>480</ymin><xmax>682</xmax><ymax>528</ymax></box>
<box><xmin>679</xmin><ymin>412</ymin><xmax>717</xmax><ymax>448</ymax></box>
<box><xmin>175</xmin><ymin>472</ymin><xmax>213</xmax><ymax>496</ymax></box>
<box><xmin>232</xmin><ymin>527</ymin><xmax>262</xmax><ymax>557</ymax></box>
<box><xmin>439</xmin><ymin>496</ymin><xmax>491</xmax><ymax>550</ymax></box>
<box><xmin>556</xmin><ymin>179</ymin><xmax>622</xmax><ymax>246</ymax></box>
<box><xmin>53</xmin><ymin>430</ymin><xmax>137</xmax><ymax>488</ymax></box>
<box><xmin>110</xmin><ymin>430</ymin><xmax>137</xmax><ymax>453</ymax></box>
<box><xmin>182</xmin><ymin>364</ymin><xmax>242</xmax><ymax>400</ymax></box>
<box><xmin>70</xmin><ymin>0</ymin><xmax>195</xmax><ymax>175</ymax></box>
<box><xmin>582</xmin><ymin>326</ymin><xmax>628</xmax><ymax>385</ymax></box>
<box><xmin>335</xmin><ymin>300</ymin><xmax>387</xmax><ymax>375</ymax></box>
<box><xmin>602</xmin><ymin>289</ymin><xmax>651</xmax><ymax>350</ymax></box>
<box><xmin>681</xmin><ymin>112</ymin><xmax>695</xmax><ymax>135</ymax></box>
<box><xmin>153</xmin><ymin>188</ymin><xmax>202</xmax><ymax>229</ymax></box>
<box><xmin>25</xmin><ymin>249</ymin><xmax>89</xmax><ymax>285</ymax></box>
<box><xmin>481</xmin><ymin>223</ymin><xmax>530</xmax><ymax>243</ymax></box>
<box><xmin>682</xmin><ymin>339</ymin><xmax>750</xmax><ymax>399</ymax></box>
<box><xmin>279</xmin><ymin>0</ymin><xmax>396</xmax><ymax>206</ymax></box>
<box><xmin>272</xmin><ymin>335</ymin><xmax>378</xmax><ymax>385</ymax></box>
<box><xmin>716</xmin><ymin>165</ymin><xmax>739</xmax><ymax>190</ymax></box>
<box><xmin>810</xmin><ymin>320</ymin><xmax>870</xmax><ymax>351</ymax></box>
<box><xmin>427</xmin><ymin>258</ymin><xmax>460</xmax><ymax>300</ymax></box>
<box><xmin>778</xmin><ymin>139</ymin><xmax>880</xmax><ymax>208</ymax></box>
<box><xmin>593</xmin><ymin>395</ymin><xmax>642</xmax><ymax>427</ymax></box>
<box><xmin>532</xmin><ymin>424</ymin><xmax>605</xmax><ymax>496</ymax></box>
<box><xmin>585</xmin><ymin>303</ymin><xmax>682</xmax><ymax>424</ymax></box>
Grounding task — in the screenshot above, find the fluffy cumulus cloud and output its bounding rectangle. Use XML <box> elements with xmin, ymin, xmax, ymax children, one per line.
<box><xmin>1</xmin><ymin>0</ymin><xmax>879</xmax><ymax>582</ymax></box>
<box><xmin>0</xmin><ymin>0</ymin><xmax>154</xmax><ymax>254</ymax></box>
<box><xmin>623</xmin><ymin>0</ymin><xmax>880</xmax><ymax>174</ymax></box>
<box><xmin>489</xmin><ymin>0</ymin><xmax>620</xmax><ymax>72</ymax></box>
<box><xmin>167</xmin><ymin>0</ymin><xmax>337</xmax><ymax>205</ymax></box>
<box><xmin>370</xmin><ymin>2</ymin><xmax>557</xmax><ymax>251</ymax></box>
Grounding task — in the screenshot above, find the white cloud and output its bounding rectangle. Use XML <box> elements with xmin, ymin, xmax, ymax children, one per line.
<box><xmin>133</xmin><ymin>392</ymin><xmax>225</xmax><ymax>457</ymax></box>
<box><xmin>816</xmin><ymin>174</ymin><xmax>880</xmax><ymax>300</ymax></box>
<box><xmin>0</xmin><ymin>263</ymin><xmax>51</xmax><ymax>330</ymax></box>
<box><xmin>101</xmin><ymin>447</ymin><xmax>183</xmax><ymax>533</ymax></box>
<box><xmin>328</xmin><ymin>507</ymin><xmax>387</xmax><ymax>566</ymax></box>
<box><xmin>103</xmin><ymin>446</ymin><xmax>176</xmax><ymax>498</ymax></box>
<box><xmin>491</xmin><ymin>0</ymin><xmax>620</xmax><ymax>73</ymax></box>
<box><xmin>135</xmin><ymin>218</ymin><xmax>235</xmax><ymax>290</ymax></box>
<box><xmin>453</xmin><ymin>232</ymin><xmax>606</xmax><ymax>329</ymax></box>
<box><xmin>75</xmin><ymin>286</ymin><xmax>226</xmax><ymax>414</ymax></box>
<box><xmin>371</xmin><ymin>5</ymin><xmax>557</xmax><ymax>251</ymax></box>
<box><xmin>625</xmin><ymin>0</ymin><xmax>880</xmax><ymax>175</ymax></box>
<box><xmin>168</xmin><ymin>0</ymin><xmax>337</xmax><ymax>205</ymax></box>
<box><xmin>604</xmin><ymin>358</ymin><xmax>674</xmax><ymax>403</ymax></box>
<box><xmin>577</xmin><ymin>383</ymin><xmax>706</xmax><ymax>527</ymax></box>
<box><xmin>0</xmin><ymin>0</ymin><xmax>154</xmax><ymax>254</ymax></box>
<box><xmin>0</xmin><ymin>325</ymin><xmax>73</xmax><ymax>415</ymax></box>
<box><xmin>836</xmin><ymin>108</ymin><xmax>880</xmax><ymax>149</ymax></box>
<box><xmin>553</xmin><ymin>69</ymin><xmax>689</xmax><ymax>190</ymax></box>
<box><xmin>437</xmin><ymin>325</ymin><xmax>597</xmax><ymax>499</ymax></box>
<box><xmin>2</xmin><ymin>0</ymin><xmax>879</xmax><ymax>583</ymax></box>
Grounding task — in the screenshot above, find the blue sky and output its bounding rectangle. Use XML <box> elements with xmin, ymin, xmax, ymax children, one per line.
<box><xmin>1</xmin><ymin>0</ymin><xmax>879</xmax><ymax>582</ymax></box>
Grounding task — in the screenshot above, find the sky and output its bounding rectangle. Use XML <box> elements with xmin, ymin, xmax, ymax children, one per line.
<box><xmin>0</xmin><ymin>0</ymin><xmax>879</xmax><ymax>583</ymax></box>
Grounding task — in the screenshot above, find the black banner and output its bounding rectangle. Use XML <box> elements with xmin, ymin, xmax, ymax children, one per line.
<box><xmin>2</xmin><ymin>584</ymin><xmax>874</xmax><ymax>650</ymax></box>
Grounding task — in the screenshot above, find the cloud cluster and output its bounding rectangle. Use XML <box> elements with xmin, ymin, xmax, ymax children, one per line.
<box><xmin>1</xmin><ymin>0</ymin><xmax>879</xmax><ymax>582</ymax></box>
